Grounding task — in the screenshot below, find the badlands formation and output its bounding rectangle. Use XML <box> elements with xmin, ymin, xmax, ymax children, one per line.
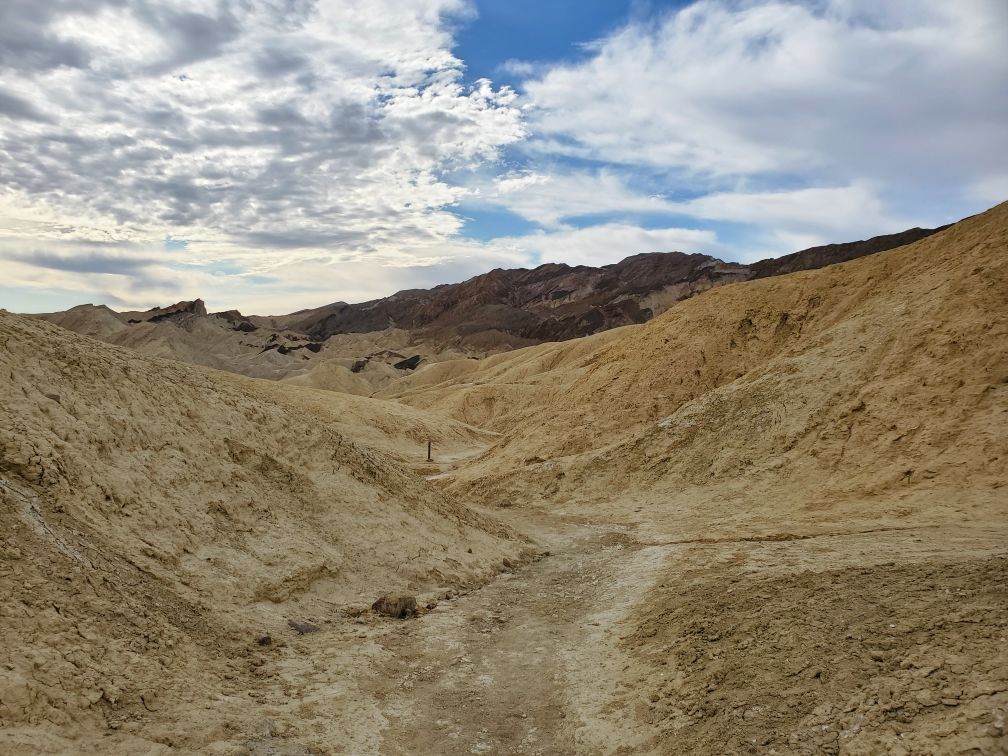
<box><xmin>35</xmin><ymin>224</ymin><xmax>943</xmax><ymax>396</ymax></box>
<box><xmin>1</xmin><ymin>203</ymin><xmax>1006</xmax><ymax>754</ymax></box>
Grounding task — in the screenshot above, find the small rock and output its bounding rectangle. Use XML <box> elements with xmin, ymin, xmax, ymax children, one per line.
<box><xmin>393</xmin><ymin>355</ymin><xmax>422</xmax><ymax>370</ymax></box>
<box><xmin>256</xmin><ymin>634</ymin><xmax>272</xmax><ymax>646</ymax></box>
<box><xmin>426</xmin><ymin>600</ymin><xmax>438</xmax><ymax>611</ymax></box>
<box><xmin>287</xmin><ymin>619</ymin><xmax>320</xmax><ymax>634</ymax></box>
<box><xmin>502</xmin><ymin>557</ymin><xmax>516</xmax><ymax>570</ymax></box>
<box><xmin>372</xmin><ymin>594</ymin><xmax>418</xmax><ymax>619</ymax></box>
<box><xmin>467</xmin><ymin>548</ymin><xmax>472</xmax><ymax>554</ymax></box>
<box><xmin>44</xmin><ymin>392</ymin><xmax>61</xmax><ymax>403</ymax></box>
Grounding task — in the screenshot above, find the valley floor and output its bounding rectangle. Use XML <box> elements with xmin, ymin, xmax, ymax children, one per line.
<box><xmin>109</xmin><ymin>499</ymin><xmax>1007</xmax><ymax>755</ymax></box>
<box><xmin>3</xmin><ymin>445</ymin><xmax>1006</xmax><ymax>755</ymax></box>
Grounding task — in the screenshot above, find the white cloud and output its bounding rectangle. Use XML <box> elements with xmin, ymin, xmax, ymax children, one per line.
<box><xmin>2</xmin><ymin>0</ymin><xmax>1004</xmax><ymax>314</ymax></box>
<box><xmin>970</xmin><ymin>176</ymin><xmax>1008</xmax><ymax>206</ymax></box>
<box><xmin>676</xmin><ymin>184</ymin><xmax>916</xmax><ymax>253</ymax></box>
<box><xmin>489</xmin><ymin>224</ymin><xmax>719</xmax><ymax>268</ymax></box>
<box><xmin>0</xmin><ymin>0</ymin><xmax>525</xmax><ymax>310</ymax></box>
<box><xmin>522</xmin><ymin>0</ymin><xmax>1008</xmax><ymax>189</ymax></box>
<box><xmin>473</xmin><ymin>168</ymin><xmax>913</xmax><ymax>257</ymax></box>
<box><xmin>474</xmin><ymin>170</ymin><xmax>677</xmax><ymax>228</ymax></box>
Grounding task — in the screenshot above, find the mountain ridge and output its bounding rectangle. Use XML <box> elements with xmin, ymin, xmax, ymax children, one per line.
<box><xmin>32</xmin><ymin>222</ymin><xmax>948</xmax><ymax>389</ymax></box>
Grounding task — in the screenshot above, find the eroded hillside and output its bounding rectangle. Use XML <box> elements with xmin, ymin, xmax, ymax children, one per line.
<box><xmin>384</xmin><ymin>202</ymin><xmax>1007</xmax><ymax>519</ymax></box>
<box><xmin>1</xmin><ymin>204</ymin><xmax>1004</xmax><ymax>754</ymax></box>
<box><xmin>0</xmin><ymin>313</ymin><xmax>526</xmax><ymax>752</ymax></box>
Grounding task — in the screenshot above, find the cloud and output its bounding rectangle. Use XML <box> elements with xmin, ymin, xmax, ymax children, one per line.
<box><xmin>1</xmin><ymin>0</ymin><xmax>1004</xmax><ymax>314</ymax></box>
<box><xmin>0</xmin><ymin>90</ymin><xmax>53</xmax><ymax>122</ymax></box>
<box><xmin>471</xmin><ymin>169</ymin><xmax>913</xmax><ymax>255</ymax></box>
<box><xmin>675</xmin><ymin>184</ymin><xmax>913</xmax><ymax>252</ymax></box>
<box><xmin>489</xmin><ymin>223</ymin><xmax>720</xmax><ymax>268</ymax></box>
<box><xmin>8</xmin><ymin>249</ymin><xmax>161</xmax><ymax>276</ymax></box>
<box><xmin>521</xmin><ymin>0</ymin><xmax>1008</xmax><ymax>190</ymax></box>
<box><xmin>0</xmin><ymin>0</ymin><xmax>524</xmax><ymax>305</ymax></box>
<box><xmin>0</xmin><ymin>1</ymin><xmax>95</xmax><ymax>73</ymax></box>
<box><xmin>472</xmin><ymin>170</ymin><xmax>677</xmax><ymax>228</ymax></box>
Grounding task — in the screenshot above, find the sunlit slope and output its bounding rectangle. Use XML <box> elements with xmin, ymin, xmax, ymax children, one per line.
<box><xmin>0</xmin><ymin>312</ymin><xmax>517</xmax><ymax>745</ymax></box>
<box><xmin>388</xmin><ymin>202</ymin><xmax>1007</xmax><ymax>517</ymax></box>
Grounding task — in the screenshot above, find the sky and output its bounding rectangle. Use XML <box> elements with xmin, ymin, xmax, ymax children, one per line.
<box><xmin>0</xmin><ymin>0</ymin><xmax>1006</xmax><ymax>314</ymax></box>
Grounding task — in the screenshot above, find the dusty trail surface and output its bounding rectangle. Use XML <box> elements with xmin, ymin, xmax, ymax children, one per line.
<box><xmin>236</xmin><ymin>501</ymin><xmax>1007</xmax><ymax>755</ymax></box>
<box><xmin>229</xmin><ymin>505</ymin><xmax>664</xmax><ymax>755</ymax></box>
<box><xmin>368</xmin><ymin>510</ymin><xmax>658</xmax><ymax>755</ymax></box>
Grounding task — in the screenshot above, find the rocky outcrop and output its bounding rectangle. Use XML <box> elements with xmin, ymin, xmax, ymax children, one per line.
<box><xmin>213</xmin><ymin>309</ymin><xmax>258</xmax><ymax>332</ymax></box>
<box><xmin>393</xmin><ymin>355</ymin><xmax>422</xmax><ymax>370</ymax></box>
<box><xmin>33</xmin><ymin>223</ymin><xmax>949</xmax><ymax>381</ymax></box>
<box><xmin>127</xmin><ymin>298</ymin><xmax>207</xmax><ymax>323</ymax></box>
<box><xmin>296</xmin><ymin>226</ymin><xmax>945</xmax><ymax>348</ymax></box>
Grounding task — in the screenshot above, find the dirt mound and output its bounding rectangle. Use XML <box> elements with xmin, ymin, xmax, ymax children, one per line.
<box><xmin>628</xmin><ymin>555</ymin><xmax>1007</xmax><ymax>754</ymax></box>
<box><xmin>0</xmin><ymin>312</ymin><xmax>518</xmax><ymax>751</ymax></box>
<box><xmin>386</xmin><ymin>202</ymin><xmax>1007</xmax><ymax>514</ymax></box>
<box><xmin>35</xmin><ymin>306</ymin><xmax>466</xmax><ymax>389</ymax></box>
<box><xmin>281</xmin><ymin>357</ymin><xmax>400</xmax><ymax>396</ymax></box>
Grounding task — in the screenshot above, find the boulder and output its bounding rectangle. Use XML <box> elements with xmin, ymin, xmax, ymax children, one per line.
<box><xmin>372</xmin><ymin>594</ymin><xmax>418</xmax><ymax>619</ymax></box>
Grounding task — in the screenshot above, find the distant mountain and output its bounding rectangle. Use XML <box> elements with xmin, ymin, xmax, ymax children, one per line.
<box><xmin>32</xmin><ymin>223</ymin><xmax>947</xmax><ymax>387</ymax></box>
<box><xmin>292</xmin><ymin>225</ymin><xmax>948</xmax><ymax>349</ymax></box>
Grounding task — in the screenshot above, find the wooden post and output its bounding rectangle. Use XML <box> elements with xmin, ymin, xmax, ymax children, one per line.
<box><xmin>427</xmin><ymin>439</ymin><xmax>432</xmax><ymax>462</ymax></box>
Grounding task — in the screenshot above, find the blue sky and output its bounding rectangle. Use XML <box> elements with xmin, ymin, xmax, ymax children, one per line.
<box><xmin>0</xmin><ymin>0</ymin><xmax>1005</xmax><ymax>313</ymax></box>
<box><xmin>456</xmin><ymin>1</ymin><xmax>664</xmax><ymax>83</ymax></box>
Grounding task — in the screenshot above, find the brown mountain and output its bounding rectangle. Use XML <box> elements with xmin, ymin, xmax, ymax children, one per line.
<box><xmin>291</xmin><ymin>224</ymin><xmax>947</xmax><ymax>348</ymax></box>
<box><xmin>33</xmin><ymin>223</ymin><xmax>946</xmax><ymax>387</ymax></box>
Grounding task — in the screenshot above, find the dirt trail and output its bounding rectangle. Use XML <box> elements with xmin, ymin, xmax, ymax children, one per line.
<box><xmin>225</xmin><ymin>505</ymin><xmax>1006</xmax><ymax>755</ymax></box>
<box><xmin>366</xmin><ymin>511</ymin><xmax>661</xmax><ymax>755</ymax></box>
<box><xmin>224</xmin><ymin>505</ymin><xmax>669</xmax><ymax>755</ymax></box>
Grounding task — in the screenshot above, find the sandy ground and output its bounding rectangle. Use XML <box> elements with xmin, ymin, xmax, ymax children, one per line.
<box><xmin>16</xmin><ymin>487</ymin><xmax>995</xmax><ymax>755</ymax></box>
<box><xmin>217</xmin><ymin>495</ymin><xmax>1007</xmax><ymax>755</ymax></box>
<box><xmin>3</xmin><ymin>204</ymin><xmax>1007</xmax><ymax>753</ymax></box>
<box><xmin>7</xmin><ymin>423</ymin><xmax>1002</xmax><ymax>754</ymax></box>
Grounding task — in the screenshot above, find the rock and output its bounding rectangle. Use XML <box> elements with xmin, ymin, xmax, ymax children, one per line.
<box><xmin>426</xmin><ymin>600</ymin><xmax>438</xmax><ymax>611</ymax></box>
<box><xmin>256</xmin><ymin>634</ymin><xmax>272</xmax><ymax>646</ymax></box>
<box><xmin>287</xmin><ymin>619</ymin><xmax>320</xmax><ymax>634</ymax></box>
<box><xmin>372</xmin><ymin>594</ymin><xmax>418</xmax><ymax>619</ymax></box>
<box><xmin>393</xmin><ymin>355</ymin><xmax>422</xmax><ymax>370</ymax></box>
<box><xmin>145</xmin><ymin>299</ymin><xmax>208</xmax><ymax>322</ymax></box>
<box><xmin>350</xmin><ymin>359</ymin><xmax>367</xmax><ymax>373</ymax></box>
<box><xmin>43</xmin><ymin>392</ymin><xmax>61</xmax><ymax>403</ymax></box>
<box><xmin>502</xmin><ymin>557</ymin><xmax>516</xmax><ymax>569</ymax></box>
